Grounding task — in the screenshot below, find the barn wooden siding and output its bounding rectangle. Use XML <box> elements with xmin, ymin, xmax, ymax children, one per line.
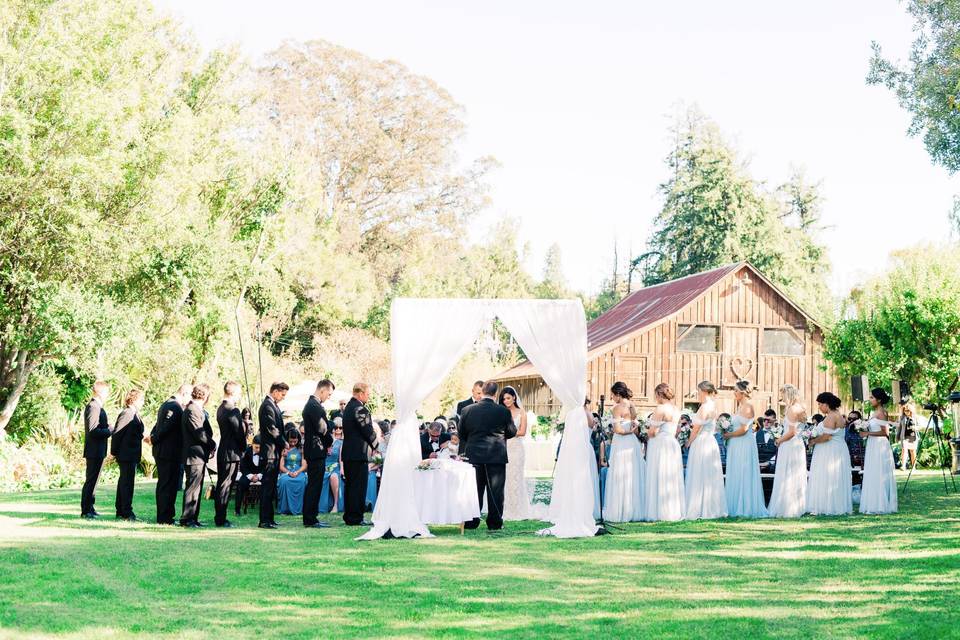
<box><xmin>497</xmin><ymin>265</ymin><xmax>838</xmax><ymax>417</ymax></box>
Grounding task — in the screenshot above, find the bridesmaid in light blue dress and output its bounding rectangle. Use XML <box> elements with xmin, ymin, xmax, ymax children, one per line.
<box><xmin>684</xmin><ymin>381</ymin><xmax>727</xmax><ymax>520</ymax></box>
<box><xmin>643</xmin><ymin>383</ymin><xmax>685</xmax><ymax>522</ymax></box>
<box><xmin>722</xmin><ymin>380</ymin><xmax>768</xmax><ymax>518</ymax></box>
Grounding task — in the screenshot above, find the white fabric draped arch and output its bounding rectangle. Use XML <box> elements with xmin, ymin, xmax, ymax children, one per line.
<box><xmin>359</xmin><ymin>298</ymin><xmax>598</xmax><ymax>540</ymax></box>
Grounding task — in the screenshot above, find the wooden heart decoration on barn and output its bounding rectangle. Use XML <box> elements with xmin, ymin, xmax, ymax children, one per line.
<box><xmin>729</xmin><ymin>357</ymin><xmax>754</xmax><ymax>381</ymax></box>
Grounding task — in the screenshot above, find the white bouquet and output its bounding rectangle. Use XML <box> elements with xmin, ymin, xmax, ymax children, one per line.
<box><xmin>768</xmin><ymin>423</ymin><xmax>785</xmax><ymax>440</ymax></box>
<box><xmin>718</xmin><ymin>416</ymin><xmax>735</xmax><ymax>434</ymax></box>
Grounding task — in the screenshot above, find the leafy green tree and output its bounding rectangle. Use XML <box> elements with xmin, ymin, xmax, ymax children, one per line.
<box><xmin>869</xmin><ymin>1</ymin><xmax>960</xmax><ymax>172</ymax></box>
<box><xmin>535</xmin><ymin>243</ymin><xmax>571</xmax><ymax>299</ymax></box>
<box><xmin>824</xmin><ymin>246</ymin><xmax>960</xmax><ymax>406</ymax></box>
<box><xmin>0</xmin><ymin>0</ymin><xmax>269</xmax><ymax>432</ymax></box>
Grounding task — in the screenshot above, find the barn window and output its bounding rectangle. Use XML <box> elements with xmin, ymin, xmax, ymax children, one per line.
<box><xmin>677</xmin><ymin>325</ymin><xmax>719</xmax><ymax>352</ymax></box>
<box><xmin>762</xmin><ymin>328</ymin><xmax>804</xmax><ymax>356</ymax></box>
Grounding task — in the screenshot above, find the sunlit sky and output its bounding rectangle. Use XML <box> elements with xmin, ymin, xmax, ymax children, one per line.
<box><xmin>155</xmin><ymin>0</ymin><xmax>957</xmax><ymax>296</ymax></box>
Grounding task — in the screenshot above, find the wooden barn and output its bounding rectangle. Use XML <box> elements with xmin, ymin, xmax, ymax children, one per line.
<box><xmin>493</xmin><ymin>262</ymin><xmax>838</xmax><ymax>417</ymax></box>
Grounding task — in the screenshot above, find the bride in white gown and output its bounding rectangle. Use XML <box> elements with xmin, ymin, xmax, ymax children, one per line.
<box><xmin>500</xmin><ymin>386</ymin><xmax>536</xmax><ymax>521</ymax></box>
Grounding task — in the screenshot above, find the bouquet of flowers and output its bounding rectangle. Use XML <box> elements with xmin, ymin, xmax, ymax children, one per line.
<box><xmin>768</xmin><ymin>423</ymin><xmax>785</xmax><ymax>441</ymax></box>
<box><xmin>416</xmin><ymin>460</ymin><xmax>434</xmax><ymax>471</ymax></box>
<box><xmin>797</xmin><ymin>424</ymin><xmax>813</xmax><ymax>446</ymax></box>
<box><xmin>634</xmin><ymin>416</ymin><xmax>648</xmax><ymax>443</ymax></box>
<box><xmin>370</xmin><ymin>454</ymin><xmax>384</xmax><ymax>467</ymax></box>
<box><xmin>676</xmin><ymin>421</ymin><xmax>692</xmax><ymax>448</ymax></box>
<box><xmin>326</xmin><ymin>462</ymin><xmax>338</xmax><ymax>474</ymax></box>
<box><xmin>718</xmin><ymin>416</ymin><xmax>735</xmax><ymax>434</ymax></box>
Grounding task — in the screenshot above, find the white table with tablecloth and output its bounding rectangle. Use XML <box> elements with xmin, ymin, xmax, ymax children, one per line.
<box><xmin>412</xmin><ymin>458</ymin><xmax>480</xmax><ymax>525</ymax></box>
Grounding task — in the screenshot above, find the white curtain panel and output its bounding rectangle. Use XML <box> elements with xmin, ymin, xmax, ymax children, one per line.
<box><xmin>361</xmin><ymin>298</ymin><xmax>596</xmax><ymax>540</ymax></box>
<box><xmin>359</xmin><ymin>299</ymin><xmax>493</xmax><ymax>540</ymax></box>
<box><xmin>495</xmin><ymin>299</ymin><xmax>599</xmax><ymax>538</ymax></box>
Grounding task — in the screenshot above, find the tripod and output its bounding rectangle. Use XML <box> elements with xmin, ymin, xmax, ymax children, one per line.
<box><xmin>902</xmin><ymin>411</ymin><xmax>957</xmax><ymax>495</ymax></box>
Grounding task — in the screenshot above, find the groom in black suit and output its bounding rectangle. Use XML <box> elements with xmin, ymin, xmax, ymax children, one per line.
<box><xmin>459</xmin><ymin>381</ymin><xmax>517</xmax><ymax>531</ymax></box>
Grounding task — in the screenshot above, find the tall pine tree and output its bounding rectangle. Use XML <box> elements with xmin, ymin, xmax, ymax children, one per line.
<box><xmin>637</xmin><ymin>107</ymin><xmax>832</xmax><ymax>321</ymax></box>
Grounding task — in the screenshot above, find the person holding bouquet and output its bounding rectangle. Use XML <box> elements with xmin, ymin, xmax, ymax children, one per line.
<box><xmin>683</xmin><ymin>381</ymin><xmax>727</xmax><ymax>520</ymax></box>
<box><xmin>603</xmin><ymin>381</ymin><xmax>645</xmax><ymax>522</ymax></box>
<box><xmin>643</xmin><ymin>383</ymin><xmax>684</xmax><ymax>522</ymax></box>
<box><xmin>722</xmin><ymin>380</ymin><xmax>768</xmax><ymax>518</ymax></box>
<box><xmin>806</xmin><ymin>392</ymin><xmax>852</xmax><ymax>515</ymax></box>
<box><xmin>768</xmin><ymin>384</ymin><xmax>808</xmax><ymax>518</ymax></box>
<box><xmin>859</xmin><ymin>388</ymin><xmax>898</xmax><ymax>514</ymax></box>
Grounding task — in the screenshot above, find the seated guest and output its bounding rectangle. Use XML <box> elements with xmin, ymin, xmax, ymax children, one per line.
<box><xmin>845</xmin><ymin>409</ymin><xmax>866</xmax><ymax>469</ymax></box>
<box><xmin>420</xmin><ymin>420</ymin><xmax>451</xmax><ymax>459</ymax></box>
<box><xmin>330</xmin><ymin>399</ymin><xmax>347</xmax><ymax>423</ymax></box>
<box><xmin>278</xmin><ymin>430</ymin><xmax>308</xmax><ymax>515</ymax></box>
<box><xmin>235</xmin><ymin>436</ymin><xmax>262</xmax><ymax>516</ymax></box>
<box><xmin>757</xmin><ymin>409</ymin><xmax>778</xmax><ymax>471</ymax></box>
<box><xmin>319</xmin><ymin>420</ymin><xmax>344</xmax><ymax>513</ymax></box>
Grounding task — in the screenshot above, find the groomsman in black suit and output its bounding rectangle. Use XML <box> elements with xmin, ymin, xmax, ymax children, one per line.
<box><xmin>341</xmin><ymin>382</ymin><xmax>379</xmax><ymax>526</ymax></box>
<box><xmin>456</xmin><ymin>381</ymin><xmax>484</xmax><ymax>417</ymax></box>
<box><xmin>149</xmin><ymin>384</ymin><xmax>192</xmax><ymax>524</ymax></box>
<box><xmin>214</xmin><ymin>381</ymin><xmax>246</xmax><ymax>528</ymax></box>
<box><xmin>111</xmin><ymin>389</ymin><xmax>145</xmax><ymax>520</ymax></box>
<box><xmin>258</xmin><ymin>381</ymin><xmax>289</xmax><ymax>529</ymax></box>
<box><xmin>302</xmin><ymin>379</ymin><xmax>335</xmax><ymax>528</ymax></box>
<box><xmin>179</xmin><ymin>384</ymin><xmax>215</xmax><ymax>528</ymax></box>
<box><xmin>459</xmin><ymin>381</ymin><xmax>517</xmax><ymax>531</ymax></box>
<box><xmin>81</xmin><ymin>381</ymin><xmax>112</xmax><ymax>518</ymax></box>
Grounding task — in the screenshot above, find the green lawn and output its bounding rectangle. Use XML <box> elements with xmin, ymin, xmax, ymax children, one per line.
<box><xmin>0</xmin><ymin>472</ymin><xmax>957</xmax><ymax>639</ymax></box>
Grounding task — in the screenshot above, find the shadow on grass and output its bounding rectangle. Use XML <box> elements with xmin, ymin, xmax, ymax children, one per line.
<box><xmin>0</xmin><ymin>474</ymin><xmax>957</xmax><ymax>639</ymax></box>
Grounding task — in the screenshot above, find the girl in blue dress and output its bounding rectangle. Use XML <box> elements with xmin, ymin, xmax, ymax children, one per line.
<box><xmin>278</xmin><ymin>430</ymin><xmax>308</xmax><ymax>515</ymax></box>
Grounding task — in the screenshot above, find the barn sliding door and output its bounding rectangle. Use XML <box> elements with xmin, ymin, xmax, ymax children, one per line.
<box><xmin>722</xmin><ymin>326</ymin><xmax>759</xmax><ymax>388</ymax></box>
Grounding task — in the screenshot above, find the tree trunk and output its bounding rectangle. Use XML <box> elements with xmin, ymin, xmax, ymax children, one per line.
<box><xmin>0</xmin><ymin>349</ymin><xmax>37</xmax><ymax>433</ymax></box>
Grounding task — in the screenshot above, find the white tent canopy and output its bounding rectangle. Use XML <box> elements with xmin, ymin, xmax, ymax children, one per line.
<box><xmin>360</xmin><ymin>298</ymin><xmax>598</xmax><ymax>540</ymax></box>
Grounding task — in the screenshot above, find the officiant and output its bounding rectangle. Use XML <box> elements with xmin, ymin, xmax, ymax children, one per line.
<box><xmin>459</xmin><ymin>381</ymin><xmax>517</xmax><ymax>531</ymax></box>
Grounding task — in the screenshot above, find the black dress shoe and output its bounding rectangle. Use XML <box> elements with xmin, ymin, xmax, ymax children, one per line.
<box><xmin>81</xmin><ymin>513</ymin><xmax>98</xmax><ymax>520</ymax></box>
<box><xmin>90</xmin><ymin>509</ymin><xmax>101</xmax><ymax>516</ymax></box>
<box><xmin>216</xmin><ymin>521</ymin><xmax>234</xmax><ymax>528</ymax></box>
<box><xmin>360</xmin><ymin>520</ymin><xmax>373</xmax><ymax>526</ymax></box>
<box><xmin>180</xmin><ymin>521</ymin><xmax>202</xmax><ymax>528</ymax></box>
<box><xmin>304</xmin><ymin>522</ymin><xmax>330</xmax><ymax>529</ymax></box>
<box><xmin>258</xmin><ymin>522</ymin><xmax>278</xmax><ymax>529</ymax></box>
<box><xmin>156</xmin><ymin>520</ymin><xmax>175</xmax><ymax>526</ymax></box>
<box><xmin>193</xmin><ymin>521</ymin><xmax>206</xmax><ymax>527</ymax></box>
